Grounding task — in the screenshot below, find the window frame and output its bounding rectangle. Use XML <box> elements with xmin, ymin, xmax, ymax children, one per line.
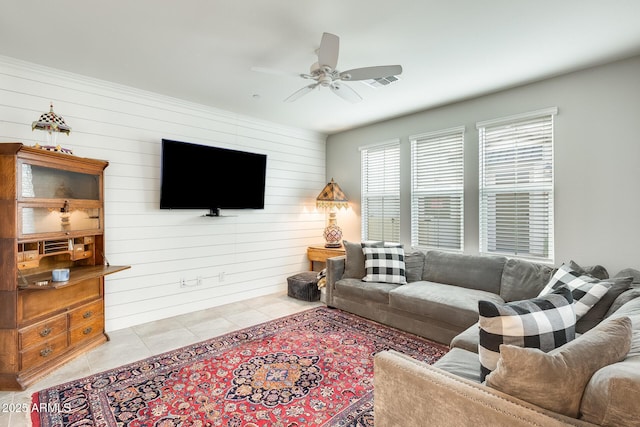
<box><xmin>360</xmin><ymin>139</ymin><xmax>401</xmax><ymax>242</ymax></box>
<box><xmin>410</xmin><ymin>126</ymin><xmax>465</xmax><ymax>252</ymax></box>
<box><xmin>477</xmin><ymin>107</ymin><xmax>557</xmax><ymax>263</ymax></box>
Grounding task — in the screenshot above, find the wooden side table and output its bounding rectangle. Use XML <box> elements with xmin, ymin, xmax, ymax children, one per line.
<box><xmin>307</xmin><ymin>245</ymin><xmax>346</xmax><ymax>271</ymax></box>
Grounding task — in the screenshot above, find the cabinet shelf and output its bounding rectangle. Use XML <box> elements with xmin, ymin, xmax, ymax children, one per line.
<box><xmin>19</xmin><ymin>265</ymin><xmax>130</xmax><ymax>290</ymax></box>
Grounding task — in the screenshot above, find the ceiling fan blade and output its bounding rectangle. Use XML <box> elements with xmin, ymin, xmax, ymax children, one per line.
<box><xmin>284</xmin><ymin>83</ymin><xmax>319</xmax><ymax>102</ymax></box>
<box><xmin>330</xmin><ymin>82</ymin><xmax>363</xmax><ymax>103</ymax></box>
<box><xmin>340</xmin><ymin>65</ymin><xmax>403</xmax><ymax>81</ymax></box>
<box><xmin>318</xmin><ymin>32</ymin><xmax>339</xmax><ymax>69</ymax></box>
<box><xmin>251</xmin><ymin>66</ymin><xmax>304</xmax><ymax>79</ymax></box>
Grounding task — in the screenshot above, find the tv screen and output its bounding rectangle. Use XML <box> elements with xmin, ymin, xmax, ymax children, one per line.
<box><xmin>160</xmin><ymin>139</ymin><xmax>267</xmax><ymax>215</ymax></box>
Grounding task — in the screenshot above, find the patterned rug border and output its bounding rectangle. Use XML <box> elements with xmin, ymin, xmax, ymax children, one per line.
<box><xmin>32</xmin><ymin>306</ymin><xmax>449</xmax><ymax>427</ymax></box>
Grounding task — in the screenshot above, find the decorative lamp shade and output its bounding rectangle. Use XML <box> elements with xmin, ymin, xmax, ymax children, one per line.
<box><xmin>32</xmin><ymin>103</ymin><xmax>71</xmax><ymax>143</ymax></box>
<box><xmin>316</xmin><ymin>178</ymin><xmax>348</xmax><ymax>209</ymax></box>
<box><xmin>316</xmin><ymin>178</ymin><xmax>348</xmax><ymax>248</ymax></box>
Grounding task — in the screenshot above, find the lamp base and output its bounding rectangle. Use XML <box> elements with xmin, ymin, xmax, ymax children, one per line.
<box><xmin>323</xmin><ymin>217</ymin><xmax>343</xmax><ymax>248</ymax></box>
<box><xmin>324</xmin><ymin>242</ymin><xmax>342</xmax><ymax>248</ymax></box>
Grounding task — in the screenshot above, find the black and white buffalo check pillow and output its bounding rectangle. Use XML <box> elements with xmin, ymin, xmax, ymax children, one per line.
<box><xmin>361</xmin><ymin>246</ymin><xmax>407</xmax><ymax>285</ymax></box>
<box><xmin>478</xmin><ymin>286</ymin><xmax>576</xmax><ymax>381</ymax></box>
<box><xmin>538</xmin><ymin>264</ymin><xmax>613</xmax><ymax>320</ymax></box>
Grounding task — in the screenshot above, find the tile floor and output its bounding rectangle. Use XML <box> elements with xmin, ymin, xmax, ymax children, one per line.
<box><xmin>0</xmin><ymin>291</ymin><xmax>323</xmax><ymax>427</ymax></box>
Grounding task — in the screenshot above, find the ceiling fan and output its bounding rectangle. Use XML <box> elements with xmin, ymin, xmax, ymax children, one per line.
<box><xmin>253</xmin><ymin>32</ymin><xmax>403</xmax><ymax>103</ymax></box>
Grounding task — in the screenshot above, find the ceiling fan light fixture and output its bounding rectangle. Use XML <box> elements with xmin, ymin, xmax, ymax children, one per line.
<box><xmin>255</xmin><ymin>32</ymin><xmax>404</xmax><ymax>103</ymax></box>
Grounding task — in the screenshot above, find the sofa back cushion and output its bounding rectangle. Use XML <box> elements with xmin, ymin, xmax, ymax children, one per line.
<box><xmin>343</xmin><ymin>240</ymin><xmax>381</xmax><ymax>279</ymax></box>
<box><xmin>499</xmin><ymin>258</ymin><xmax>554</xmax><ymax>302</ymax></box>
<box><xmin>422</xmin><ymin>251</ymin><xmax>506</xmax><ymax>294</ymax></box>
<box><xmin>404</xmin><ymin>251</ymin><xmax>426</xmax><ymax>283</ymax></box>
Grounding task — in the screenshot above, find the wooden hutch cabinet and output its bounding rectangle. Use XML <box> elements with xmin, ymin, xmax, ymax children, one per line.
<box><xmin>0</xmin><ymin>143</ymin><xmax>129</xmax><ymax>390</ymax></box>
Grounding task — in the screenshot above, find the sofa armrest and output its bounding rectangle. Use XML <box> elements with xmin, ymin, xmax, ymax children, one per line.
<box><xmin>326</xmin><ymin>255</ymin><xmax>345</xmax><ymax>306</ymax></box>
<box><xmin>374</xmin><ymin>350</ymin><xmax>596</xmax><ymax>427</ymax></box>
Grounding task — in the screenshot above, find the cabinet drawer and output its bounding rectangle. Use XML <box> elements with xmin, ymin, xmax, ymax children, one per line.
<box><xmin>23</xmin><ymin>250</ymin><xmax>39</xmax><ymax>261</ymax></box>
<box><xmin>69</xmin><ymin>316</ymin><xmax>104</xmax><ymax>346</ymax></box>
<box><xmin>19</xmin><ymin>314</ymin><xmax>67</xmax><ymax>350</ymax></box>
<box><xmin>69</xmin><ymin>300</ymin><xmax>103</xmax><ymax>328</ymax></box>
<box><xmin>72</xmin><ymin>250</ymin><xmax>93</xmax><ymax>261</ymax></box>
<box><xmin>18</xmin><ymin>260</ymin><xmax>40</xmax><ymax>270</ymax></box>
<box><xmin>20</xmin><ymin>332</ymin><xmax>68</xmax><ymax>371</ymax></box>
<box><xmin>18</xmin><ymin>278</ymin><xmax>101</xmax><ymax>323</ymax></box>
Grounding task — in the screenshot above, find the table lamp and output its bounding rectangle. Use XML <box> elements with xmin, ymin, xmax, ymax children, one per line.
<box><xmin>316</xmin><ymin>178</ymin><xmax>348</xmax><ymax>248</ymax></box>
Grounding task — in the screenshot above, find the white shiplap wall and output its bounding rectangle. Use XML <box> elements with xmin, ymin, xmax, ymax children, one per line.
<box><xmin>0</xmin><ymin>56</ymin><xmax>327</xmax><ymax>331</ymax></box>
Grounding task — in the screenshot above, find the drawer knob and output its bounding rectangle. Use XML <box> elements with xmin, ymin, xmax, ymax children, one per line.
<box><xmin>83</xmin><ymin>311</ymin><xmax>93</xmax><ymax>319</ymax></box>
<box><xmin>83</xmin><ymin>327</ymin><xmax>93</xmax><ymax>335</ymax></box>
<box><xmin>39</xmin><ymin>327</ymin><xmax>52</xmax><ymax>337</ymax></box>
<box><xmin>40</xmin><ymin>347</ymin><xmax>52</xmax><ymax>358</ymax></box>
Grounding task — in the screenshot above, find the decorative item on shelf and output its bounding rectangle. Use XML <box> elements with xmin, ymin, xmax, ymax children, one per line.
<box><xmin>60</xmin><ymin>199</ymin><xmax>71</xmax><ymax>230</ymax></box>
<box><xmin>31</xmin><ymin>102</ymin><xmax>73</xmax><ymax>153</ymax></box>
<box><xmin>316</xmin><ymin>178</ymin><xmax>349</xmax><ymax>248</ymax></box>
<box><xmin>51</xmin><ymin>268</ymin><xmax>70</xmax><ymax>282</ymax></box>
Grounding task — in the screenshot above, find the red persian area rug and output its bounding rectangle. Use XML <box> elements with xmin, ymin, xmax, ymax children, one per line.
<box><xmin>32</xmin><ymin>307</ymin><xmax>448</xmax><ymax>427</ymax></box>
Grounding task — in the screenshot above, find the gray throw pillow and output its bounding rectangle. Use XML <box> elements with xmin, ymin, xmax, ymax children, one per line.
<box><xmin>569</xmin><ymin>260</ymin><xmax>609</xmax><ymax>280</ymax></box>
<box><xmin>614</xmin><ymin>267</ymin><xmax>640</xmax><ymax>283</ymax></box>
<box><xmin>605</xmin><ymin>285</ymin><xmax>640</xmax><ymax>318</ymax></box>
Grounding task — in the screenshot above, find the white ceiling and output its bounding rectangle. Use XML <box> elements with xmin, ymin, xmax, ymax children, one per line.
<box><xmin>2</xmin><ymin>1</ymin><xmax>640</xmax><ymax>135</ymax></box>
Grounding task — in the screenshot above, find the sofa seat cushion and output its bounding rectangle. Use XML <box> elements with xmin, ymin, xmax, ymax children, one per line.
<box><xmin>450</xmin><ymin>323</ymin><xmax>480</xmax><ymax>353</ymax></box>
<box><xmin>334</xmin><ymin>278</ymin><xmax>399</xmax><ymax>304</ymax></box>
<box><xmin>389</xmin><ymin>281</ymin><xmax>504</xmax><ymax>330</ymax></box>
<box><xmin>433</xmin><ymin>347</ymin><xmax>481</xmax><ymax>383</ymax></box>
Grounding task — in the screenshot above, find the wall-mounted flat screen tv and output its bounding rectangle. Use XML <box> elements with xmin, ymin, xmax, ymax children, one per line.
<box><xmin>160</xmin><ymin>139</ymin><xmax>267</xmax><ymax>216</ymax></box>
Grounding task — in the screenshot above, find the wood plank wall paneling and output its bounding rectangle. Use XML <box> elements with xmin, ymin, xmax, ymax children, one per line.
<box><xmin>0</xmin><ymin>56</ymin><xmax>328</xmax><ymax>331</ymax></box>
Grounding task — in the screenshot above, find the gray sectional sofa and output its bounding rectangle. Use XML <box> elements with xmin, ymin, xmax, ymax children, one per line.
<box><xmin>326</xmin><ymin>243</ymin><xmax>557</xmax><ymax>344</ymax></box>
<box><xmin>324</xmin><ymin>241</ymin><xmax>640</xmax><ymax>426</ymax></box>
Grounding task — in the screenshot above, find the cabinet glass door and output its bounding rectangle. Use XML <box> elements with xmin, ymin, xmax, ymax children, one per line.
<box><xmin>21</xmin><ymin>164</ymin><xmax>100</xmax><ymax>200</ymax></box>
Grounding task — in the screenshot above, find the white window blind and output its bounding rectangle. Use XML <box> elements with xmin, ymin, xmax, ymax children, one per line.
<box><xmin>478</xmin><ymin>108</ymin><xmax>557</xmax><ymax>262</ymax></box>
<box><xmin>410</xmin><ymin>127</ymin><xmax>464</xmax><ymax>251</ymax></box>
<box><xmin>360</xmin><ymin>141</ymin><xmax>400</xmax><ymax>242</ymax></box>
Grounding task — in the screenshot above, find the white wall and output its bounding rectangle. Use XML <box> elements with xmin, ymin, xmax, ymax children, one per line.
<box><xmin>0</xmin><ymin>56</ymin><xmax>327</xmax><ymax>331</ymax></box>
<box><xmin>327</xmin><ymin>55</ymin><xmax>640</xmax><ymax>274</ymax></box>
